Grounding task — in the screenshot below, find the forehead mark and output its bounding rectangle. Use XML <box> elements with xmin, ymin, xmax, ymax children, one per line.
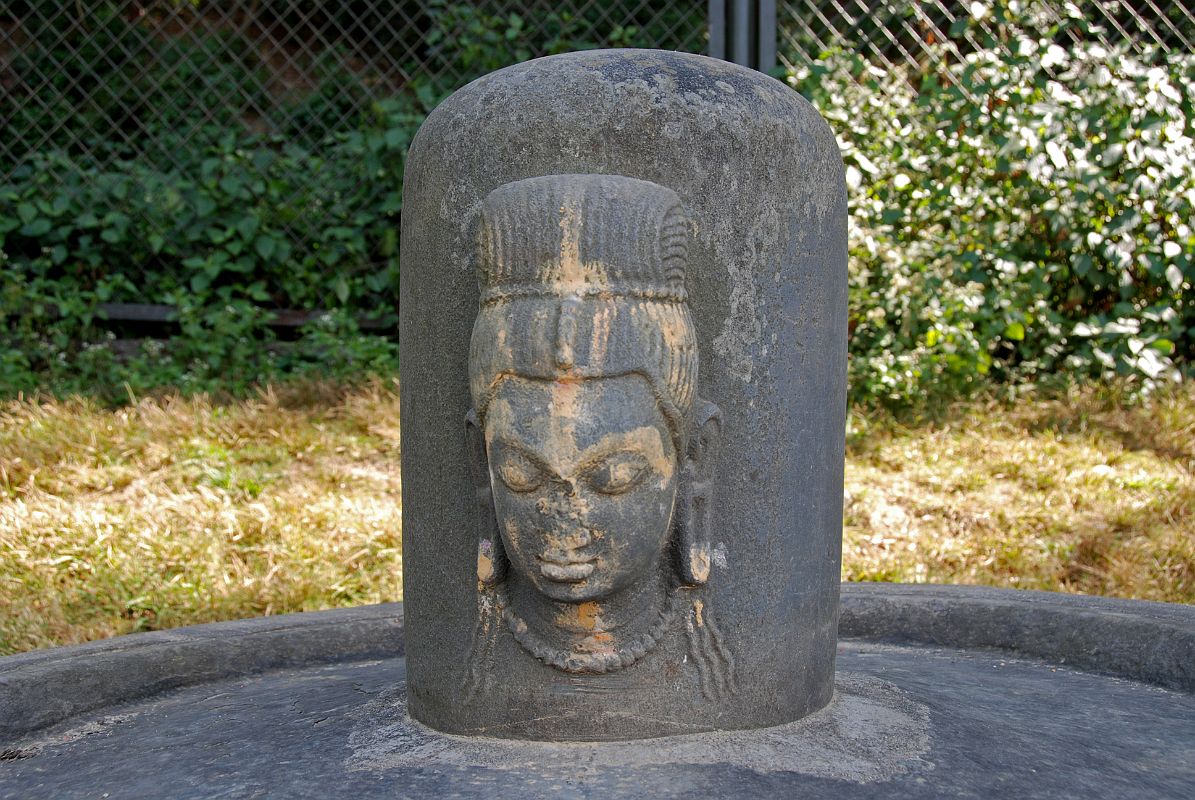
<box><xmin>589</xmin><ymin>302</ymin><xmax>614</xmax><ymax>371</ymax></box>
<box><xmin>557</xmin><ymin>192</ymin><xmax>584</xmax><ymax>289</ymax></box>
<box><xmin>548</xmin><ymin>379</ymin><xmax>582</xmax><ymax>444</ymax></box>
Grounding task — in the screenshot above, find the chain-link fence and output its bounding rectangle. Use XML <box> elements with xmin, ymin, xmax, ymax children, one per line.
<box><xmin>4</xmin><ymin>2</ymin><xmax>708</xmax><ymax>171</ymax></box>
<box><xmin>2</xmin><ymin>1</ymin><xmax>1190</xmax><ymax>327</ymax></box>
<box><xmin>1</xmin><ymin>1</ymin><xmax>706</xmax><ymax>326</ymax></box>
<box><xmin>779</xmin><ymin>0</ymin><xmax>1193</xmax><ymax>76</ymax></box>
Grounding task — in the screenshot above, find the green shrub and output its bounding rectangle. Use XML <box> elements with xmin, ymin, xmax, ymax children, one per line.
<box><xmin>5</xmin><ymin>0</ymin><xmax>1189</xmax><ymax>407</ymax></box>
<box><xmin>1</xmin><ymin>1</ymin><xmax>708</xmax><ymax>402</ymax></box>
<box><xmin>4</xmin><ymin>4</ymin><xmax>266</xmax><ymax>170</ymax></box>
<box><xmin>0</xmin><ymin>4</ymin><xmax>411</xmax><ymax>401</ymax></box>
<box><xmin>411</xmin><ymin>0</ymin><xmax>684</xmax><ymax>104</ymax></box>
<box><xmin>0</xmin><ymin>96</ymin><xmax>415</xmax><ymax>400</ymax></box>
<box><xmin>791</xmin><ymin>1</ymin><xmax>1193</xmax><ymax>407</ymax></box>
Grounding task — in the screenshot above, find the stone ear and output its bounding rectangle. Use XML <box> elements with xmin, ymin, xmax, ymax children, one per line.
<box><xmin>465</xmin><ymin>409</ymin><xmax>507</xmax><ymax>586</ymax></box>
<box><xmin>677</xmin><ymin>398</ymin><xmax>722</xmax><ymax>586</ymax></box>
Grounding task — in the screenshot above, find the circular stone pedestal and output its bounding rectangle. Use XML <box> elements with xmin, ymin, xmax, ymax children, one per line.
<box><xmin>2</xmin><ymin>585</ymin><xmax>1192</xmax><ymax>799</ymax></box>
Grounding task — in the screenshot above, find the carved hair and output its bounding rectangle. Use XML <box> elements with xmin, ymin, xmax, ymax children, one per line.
<box><xmin>469</xmin><ymin>174</ymin><xmax>698</xmax><ymax>446</ymax></box>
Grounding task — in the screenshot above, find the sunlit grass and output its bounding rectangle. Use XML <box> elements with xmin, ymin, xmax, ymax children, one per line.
<box><xmin>0</xmin><ymin>380</ymin><xmax>403</xmax><ymax>655</ymax></box>
<box><xmin>843</xmin><ymin>384</ymin><xmax>1194</xmax><ymax>602</ymax></box>
<box><xmin>1</xmin><ymin>379</ymin><xmax>1191</xmax><ymax>655</ymax></box>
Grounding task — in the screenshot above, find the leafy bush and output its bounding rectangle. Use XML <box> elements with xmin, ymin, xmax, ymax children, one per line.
<box><xmin>1</xmin><ymin>96</ymin><xmax>415</xmax><ymax>400</ymax></box>
<box><xmin>423</xmin><ymin>0</ymin><xmax>646</xmax><ymax>75</ymax></box>
<box><xmin>4</xmin><ymin>4</ymin><xmax>266</xmax><ymax>169</ymax></box>
<box><xmin>410</xmin><ymin>0</ymin><xmax>694</xmax><ymax>104</ymax></box>
<box><xmin>791</xmin><ymin>1</ymin><xmax>1193</xmax><ymax>407</ymax></box>
<box><xmin>1</xmin><ymin>1</ymin><xmax>708</xmax><ymax>402</ymax></box>
<box><xmin>4</xmin><ymin>0</ymin><xmax>1190</xmax><ymax>407</ymax></box>
<box><xmin>0</xmin><ymin>4</ymin><xmax>411</xmax><ymax>401</ymax></box>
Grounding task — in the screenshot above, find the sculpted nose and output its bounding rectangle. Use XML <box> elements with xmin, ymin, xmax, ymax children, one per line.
<box><xmin>562</xmin><ymin>527</ymin><xmax>592</xmax><ymax>550</ymax></box>
<box><xmin>536</xmin><ymin>480</ymin><xmax>583</xmax><ymax>512</ymax></box>
<box><xmin>534</xmin><ymin>487</ymin><xmax>592</xmax><ymax>551</ymax></box>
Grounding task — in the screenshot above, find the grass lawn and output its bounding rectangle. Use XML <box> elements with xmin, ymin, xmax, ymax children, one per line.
<box><xmin>1</xmin><ymin>380</ymin><xmax>1191</xmax><ymax>655</ymax></box>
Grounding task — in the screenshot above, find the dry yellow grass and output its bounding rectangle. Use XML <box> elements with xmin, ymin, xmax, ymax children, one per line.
<box><xmin>1</xmin><ymin>379</ymin><xmax>1191</xmax><ymax>655</ymax></box>
<box><xmin>0</xmin><ymin>380</ymin><xmax>403</xmax><ymax>655</ymax></box>
<box><xmin>844</xmin><ymin>384</ymin><xmax>1194</xmax><ymax>602</ymax></box>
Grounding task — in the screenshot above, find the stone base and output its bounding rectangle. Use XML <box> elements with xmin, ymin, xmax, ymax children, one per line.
<box><xmin>2</xmin><ymin>585</ymin><xmax>1193</xmax><ymax>799</ymax></box>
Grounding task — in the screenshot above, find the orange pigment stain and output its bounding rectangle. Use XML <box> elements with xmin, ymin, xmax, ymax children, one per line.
<box><xmin>557</xmin><ymin>600</ymin><xmax>610</xmax><ymax>636</ymax></box>
<box><xmin>477</xmin><ymin>551</ymin><xmax>494</xmax><ymax>582</ymax></box>
<box><xmin>577</xmin><ymin>601</ymin><xmax>601</xmax><ymax>630</ymax></box>
<box><xmin>550</xmin><ymin>378</ymin><xmax>581</xmax><ymax>416</ymax></box>
<box><xmin>546</xmin><ymin>379</ymin><xmax>583</xmax><ymax>473</ymax></box>
<box><xmin>588</xmin><ymin>303</ymin><xmax>613</xmax><ymax>369</ymax></box>
<box><xmin>557</xmin><ymin>196</ymin><xmax>583</xmax><ymax>287</ymax></box>
<box><xmin>689</xmin><ymin>548</ymin><xmax>711</xmax><ymax>584</ymax></box>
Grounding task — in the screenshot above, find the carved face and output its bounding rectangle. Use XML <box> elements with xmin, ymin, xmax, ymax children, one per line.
<box><xmin>483</xmin><ymin>374</ymin><xmax>679</xmax><ymax>603</ymax></box>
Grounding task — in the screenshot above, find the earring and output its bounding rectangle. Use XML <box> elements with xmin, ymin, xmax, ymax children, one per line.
<box><xmin>475</xmin><ymin>483</ymin><xmax>508</xmax><ymax>585</ymax></box>
<box><xmin>677</xmin><ymin>399</ymin><xmax>721</xmax><ymax>586</ymax></box>
<box><xmin>678</xmin><ymin>471</ymin><xmax>713</xmax><ymax>586</ymax></box>
<box><xmin>466</xmin><ymin>409</ymin><xmax>508</xmax><ymax>585</ymax></box>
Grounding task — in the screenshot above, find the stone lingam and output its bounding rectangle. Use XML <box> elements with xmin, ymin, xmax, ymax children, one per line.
<box><xmin>2</xmin><ymin>50</ymin><xmax>1193</xmax><ymax>800</ymax></box>
<box><xmin>398</xmin><ymin>48</ymin><xmax>847</xmax><ymax>742</ymax></box>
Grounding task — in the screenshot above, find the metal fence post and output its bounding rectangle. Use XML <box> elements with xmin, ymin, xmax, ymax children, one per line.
<box><xmin>709</xmin><ymin>0</ymin><xmax>777</xmax><ymax>73</ymax></box>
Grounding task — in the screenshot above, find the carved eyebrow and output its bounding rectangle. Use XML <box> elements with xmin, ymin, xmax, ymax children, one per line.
<box><xmin>577</xmin><ymin>442</ymin><xmax>653</xmax><ymax>472</ymax></box>
<box><xmin>491</xmin><ymin>438</ymin><xmax>558</xmax><ymax>478</ymax></box>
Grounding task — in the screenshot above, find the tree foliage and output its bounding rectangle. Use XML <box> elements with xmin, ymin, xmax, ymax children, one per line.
<box><xmin>792</xmin><ymin>2</ymin><xmax>1194</xmax><ymax>406</ymax></box>
<box><xmin>1</xmin><ymin>1</ymin><xmax>1190</xmax><ymax>405</ymax></box>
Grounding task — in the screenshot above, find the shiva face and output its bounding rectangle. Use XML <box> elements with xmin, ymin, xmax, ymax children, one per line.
<box><xmin>483</xmin><ymin>373</ymin><xmax>679</xmax><ymax>603</ymax></box>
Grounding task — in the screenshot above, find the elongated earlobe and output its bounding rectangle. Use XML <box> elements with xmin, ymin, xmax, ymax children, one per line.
<box><xmin>677</xmin><ymin>398</ymin><xmax>722</xmax><ymax>586</ymax></box>
<box><xmin>466</xmin><ymin>409</ymin><xmax>508</xmax><ymax>585</ymax></box>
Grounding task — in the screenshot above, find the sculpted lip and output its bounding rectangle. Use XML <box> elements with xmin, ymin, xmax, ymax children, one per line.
<box><xmin>538</xmin><ymin>549</ymin><xmax>597</xmax><ymax>582</ymax></box>
<box><xmin>539</xmin><ymin>561</ymin><xmax>594</xmax><ymax>581</ymax></box>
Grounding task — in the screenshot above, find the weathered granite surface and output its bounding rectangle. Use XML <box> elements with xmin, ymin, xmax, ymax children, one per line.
<box><xmin>399</xmin><ymin>48</ymin><xmax>848</xmax><ymax>740</ymax></box>
<box><xmin>2</xmin><ymin>586</ymin><xmax>1193</xmax><ymax>798</ymax></box>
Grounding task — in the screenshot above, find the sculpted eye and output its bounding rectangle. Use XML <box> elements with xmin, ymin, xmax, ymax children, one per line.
<box><xmin>585</xmin><ymin>452</ymin><xmax>651</xmax><ymax>495</ymax></box>
<box><xmin>495</xmin><ymin>451</ymin><xmax>544</xmax><ymax>493</ymax></box>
